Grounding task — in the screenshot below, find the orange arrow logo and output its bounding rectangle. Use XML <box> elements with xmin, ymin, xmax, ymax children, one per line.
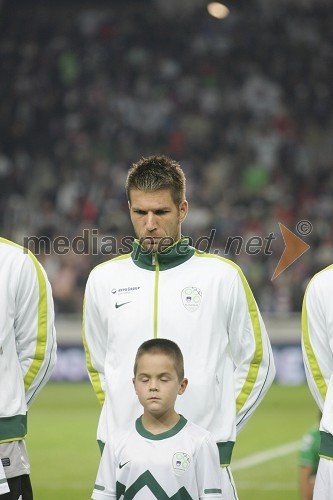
<box><xmin>271</xmin><ymin>223</ymin><xmax>310</xmax><ymax>280</ymax></box>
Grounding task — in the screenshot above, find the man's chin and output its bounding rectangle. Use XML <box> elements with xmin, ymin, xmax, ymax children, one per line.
<box><xmin>139</xmin><ymin>237</ymin><xmax>174</xmax><ymax>252</ymax></box>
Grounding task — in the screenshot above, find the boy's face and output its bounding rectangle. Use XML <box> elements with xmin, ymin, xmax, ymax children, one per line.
<box><xmin>128</xmin><ymin>188</ymin><xmax>188</xmax><ymax>253</ymax></box>
<box><xmin>133</xmin><ymin>352</ymin><xmax>187</xmax><ymax>419</ymax></box>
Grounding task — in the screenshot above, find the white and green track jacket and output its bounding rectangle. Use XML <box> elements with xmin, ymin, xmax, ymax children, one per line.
<box><xmin>83</xmin><ymin>238</ymin><xmax>275</xmax><ymax>465</ymax></box>
<box><xmin>0</xmin><ymin>238</ymin><xmax>57</xmax><ymax>444</ymax></box>
<box><xmin>302</xmin><ymin>264</ymin><xmax>333</xmax><ymax>460</ymax></box>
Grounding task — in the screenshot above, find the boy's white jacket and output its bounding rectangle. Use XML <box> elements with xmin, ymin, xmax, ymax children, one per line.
<box><xmin>302</xmin><ymin>264</ymin><xmax>333</xmax><ymax>458</ymax></box>
<box><xmin>83</xmin><ymin>238</ymin><xmax>275</xmax><ymax>464</ymax></box>
<box><xmin>0</xmin><ymin>238</ymin><xmax>57</xmax><ymax>443</ymax></box>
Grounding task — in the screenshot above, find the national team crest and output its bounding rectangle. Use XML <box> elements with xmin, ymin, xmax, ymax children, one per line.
<box><xmin>172</xmin><ymin>452</ymin><xmax>191</xmax><ymax>476</ymax></box>
<box><xmin>181</xmin><ymin>287</ymin><xmax>202</xmax><ymax>312</ymax></box>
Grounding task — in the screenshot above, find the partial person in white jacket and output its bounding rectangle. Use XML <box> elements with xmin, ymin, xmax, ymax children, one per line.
<box><xmin>83</xmin><ymin>155</ymin><xmax>275</xmax><ymax>499</ymax></box>
<box><xmin>0</xmin><ymin>237</ymin><xmax>57</xmax><ymax>499</ymax></box>
<box><xmin>302</xmin><ymin>264</ymin><xmax>333</xmax><ymax>500</ymax></box>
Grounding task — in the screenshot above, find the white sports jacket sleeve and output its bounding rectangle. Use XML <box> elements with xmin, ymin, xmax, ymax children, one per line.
<box><xmin>0</xmin><ymin>237</ymin><xmax>56</xmax><ymax>443</ymax></box>
<box><xmin>302</xmin><ymin>265</ymin><xmax>333</xmax><ymax>445</ymax></box>
<box><xmin>302</xmin><ymin>265</ymin><xmax>333</xmax><ymax>464</ymax></box>
<box><xmin>83</xmin><ymin>269</ymin><xmax>107</xmax><ymax>406</ymax></box>
<box><xmin>15</xmin><ymin>250</ymin><xmax>57</xmax><ymax>406</ymax></box>
<box><xmin>227</xmin><ymin>267</ymin><xmax>275</xmax><ymax>433</ymax></box>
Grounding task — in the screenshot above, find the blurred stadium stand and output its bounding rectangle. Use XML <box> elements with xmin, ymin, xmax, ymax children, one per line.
<box><xmin>1</xmin><ymin>0</ymin><xmax>333</xmax><ymax>320</ymax></box>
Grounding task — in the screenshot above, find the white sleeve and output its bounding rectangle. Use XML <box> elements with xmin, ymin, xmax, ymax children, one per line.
<box><xmin>15</xmin><ymin>252</ymin><xmax>57</xmax><ymax>406</ymax></box>
<box><xmin>196</xmin><ymin>434</ymin><xmax>223</xmax><ymax>500</ymax></box>
<box><xmin>91</xmin><ymin>441</ymin><xmax>117</xmax><ymax>500</ymax></box>
<box><xmin>301</xmin><ymin>276</ymin><xmax>332</xmax><ymax>411</ymax></box>
<box><xmin>0</xmin><ymin>459</ymin><xmax>9</xmax><ymax>495</ymax></box>
<box><xmin>227</xmin><ymin>270</ymin><xmax>275</xmax><ymax>433</ymax></box>
<box><xmin>83</xmin><ymin>271</ymin><xmax>107</xmax><ymax>405</ymax></box>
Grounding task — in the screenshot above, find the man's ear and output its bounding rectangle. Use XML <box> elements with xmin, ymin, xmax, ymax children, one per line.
<box><xmin>178</xmin><ymin>378</ymin><xmax>188</xmax><ymax>395</ymax></box>
<box><xmin>132</xmin><ymin>377</ymin><xmax>137</xmax><ymax>394</ymax></box>
<box><xmin>179</xmin><ymin>200</ymin><xmax>188</xmax><ymax>223</ymax></box>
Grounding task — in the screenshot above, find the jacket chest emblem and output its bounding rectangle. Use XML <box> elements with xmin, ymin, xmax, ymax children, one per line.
<box><xmin>181</xmin><ymin>287</ymin><xmax>202</xmax><ymax>312</ymax></box>
<box><xmin>172</xmin><ymin>452</ymin><xmax>191</xmax><ymax>476</ymax></box>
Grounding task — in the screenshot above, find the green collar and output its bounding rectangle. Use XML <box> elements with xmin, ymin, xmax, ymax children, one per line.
<box><xmin>136</xmin><ymin>415</ymin><xmax>187</xmax><ymax>440</ymax></box>
<box><xmin>131</xmin><ymin>237</ymin><xmax>194</xmax><ymax>271</ymax></box>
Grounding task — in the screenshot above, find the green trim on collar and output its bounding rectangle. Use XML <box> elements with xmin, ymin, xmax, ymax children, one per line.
<box><xmin>131</xmin><ymin>238</ymin><xmax>194</xmax><ymax>271</ymax></box>
<box><xmin>136</xmin><ymin>415</ymin><xmax>187</xmax><ymax>440</ymax></box>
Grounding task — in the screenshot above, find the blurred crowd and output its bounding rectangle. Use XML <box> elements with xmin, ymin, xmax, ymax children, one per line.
<box><xmin>1</xmin><ymin>0</ymin><xmax>333</xmax><ymax>314</ymax></box>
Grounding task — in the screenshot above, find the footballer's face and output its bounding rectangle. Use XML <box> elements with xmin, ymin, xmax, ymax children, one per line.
<box><xmin>128</xmin><ymin>188</ymin><xmax>188</xmax><ymax>253</ymax></box>
<box><xmin>133</xmin><ymin>352</ymin><xmax>188</xmax><ymax>421</ymax></box>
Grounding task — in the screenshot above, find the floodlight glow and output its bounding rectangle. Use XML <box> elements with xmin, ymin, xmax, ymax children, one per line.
<box><xmin>207</xmin><ymin>2</ymin><xmax>229</xmax><ymax>19</ymax></box>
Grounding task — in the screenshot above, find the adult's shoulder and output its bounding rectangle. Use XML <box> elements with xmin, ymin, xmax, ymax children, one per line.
<box><xmin>306</xmin><ymin>263</ymin><xmax>333</xmax><ymax>295</ymax></box>
<box><xmin>192</xmin><ymin>249</ymin><xmax>243</xmax><ymax>277</ymax></box>
<box><xmin>0</xmin><ymin>236</ymin><xmax>27</xmax><ymax>257</ymax></box>
<box><xmin>88</xmin><ymin>252</ymin><xmax>133</xmax><ymax>278</ymax></box>
<box><xmin>0</xmin><ymin>236</ymin><xmax>41</xmax><ymax>270</ymax></box>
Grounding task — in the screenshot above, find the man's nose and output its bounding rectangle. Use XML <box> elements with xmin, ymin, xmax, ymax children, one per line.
<box><xmin>146</xmin><ymin>212</ymin><xmax>157</xmax><ymax>232</ymax></box>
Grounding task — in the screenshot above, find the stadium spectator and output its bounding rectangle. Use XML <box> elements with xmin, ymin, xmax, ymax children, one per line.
<box><xmin>0</xmin><ymin>237</ymin><xmax>57</xmax><ymax>499</ymax></box>
<box><xmin>299</xmin><ymin>422</ymin><xmax>320</xmax><ymax>500</ymax></box>
<box><xmin>0</xmin><ymin>1</ymin><xmax>333</xmax><ymax>314</ymax></box>
<box><xmin>83</xmin><ymin>155</ymin><xmax>275</xmax><ymax>499</ymax></box>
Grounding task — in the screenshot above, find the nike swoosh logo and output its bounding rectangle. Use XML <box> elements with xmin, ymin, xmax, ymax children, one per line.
<box><xmin>119</xmin><ymin>461</ymin><xmax>130</xmax><ymax>469</ymax></box>
<box><xmin>115</xmin><ymin>301</ymin><xmax>132</xmax><ymax>309</ymax></box>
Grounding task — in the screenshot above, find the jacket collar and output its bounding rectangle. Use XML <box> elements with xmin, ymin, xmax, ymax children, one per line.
<box><xmin>131</xmin><ymin>237</ymin><xmax>194</xmax><ymax>271</ymax></box>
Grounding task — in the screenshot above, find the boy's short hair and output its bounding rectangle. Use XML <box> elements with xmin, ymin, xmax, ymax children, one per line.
<box><xmin>134</xmin><ymin>339</ymin><xmax>184</xmax><ymax>381</ymax></box>
<box><xmin>126</xmin><ymin>155</ymin><xmax>186</xmax><ymax>206</ymax></box>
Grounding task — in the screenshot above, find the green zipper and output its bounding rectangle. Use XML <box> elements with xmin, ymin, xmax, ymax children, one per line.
<box><xmin>153</xmin><ymin>253</ymin><xmax>160</xmax><ymax>338</ymax></box>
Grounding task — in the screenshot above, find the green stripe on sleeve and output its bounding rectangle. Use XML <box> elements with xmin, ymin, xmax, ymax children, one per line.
<box><xmin>301</xmin><ymin>285</ymin><xmax>327</xmax><ymax>400</ymax></box>
<box><xmin>194</xmin><ymin>252</ymin><xmax>263</xmax><ymax>413</ymax></box>
<box><xmin>235</xmin><ymin>269</ymin><xmax>263</xmax><ymax>413</ymax></box>
<box><xmin>23</xmin><ymin>251</ymin><xmax>48</xmax><ymax>392</ymax></box>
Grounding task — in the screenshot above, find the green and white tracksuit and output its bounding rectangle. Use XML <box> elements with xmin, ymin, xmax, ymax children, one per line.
<box><xmin>92</xmin><ymin>416</ymin><xmax>222</xmax><ymax>500</ymax></box>
<box><xmin>0</xmin><ymin>237</ymin><xmax>57</xmax><ymax>446</ymax></box>
<box><xmin>299</xmin><ymin>425</ymin><xmax>320</xmax><ymax>476</ymax></box>
<box><xmin>302</xmin><ymin>264</ymin><xmax>333</xmax><ymax>462</ymax></box>
<box><xmin>83</xmin><ymin>238</ymin><xmax>275</xmax><ymax>466</ymax></box>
